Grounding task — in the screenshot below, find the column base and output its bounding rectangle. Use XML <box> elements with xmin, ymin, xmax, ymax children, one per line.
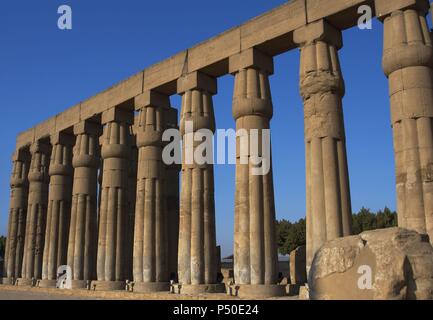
<box><xmin>1</xmin><ymin>277</ymin><xmax>15</xmax><ymax>285</ymax></box>
<box><xmin>38</xmin><ymin>279</ymin><xmax>57</xmax><ymax>288</ymax></box>
<box><xmin>70</xmin><ymin>280</ymin><xmax>90</xmax><ymax>289</ymax></box>
<box><xmin>16</xmin><ymin>278</ymin><xmax>34</xmax><ymax>287</ymax></box>
<box><xmin>177</xmin><ymin>283</ymin><xmax>226</xmax><ymax>295</ymax></box>
<box><xmin>286</xmin><ymin>284</ymin><xmax>300</xmax><ymax>296</ymax></box>
<box><xmin>299</xmin><ymin>285</ymin><xmax>310</xmax><ymax>300</ymax></box>
<box><xmin>231</xmin><ymin>284</ymin><xmax>286</xmax><ymax>299</ymax></box>
<box><xmin>91</xmin><ymin>280</ymin><xmax>126</xmax><ymax>291</ymax></box>
<box><xmin>133</xmin><ymin>282</ymin><xmax>170</xmax><ymax>293</ymax></box>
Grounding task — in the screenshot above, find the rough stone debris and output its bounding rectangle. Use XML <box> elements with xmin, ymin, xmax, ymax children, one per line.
<box><xmin>309</xmin><ymin>228</ymin><xmax>433</xmax><ymax>300</ymax></box>
<box><xmin>2</xmin><ymin>0</ymin><xmax>433</xmax><ymax>300</ymax></box>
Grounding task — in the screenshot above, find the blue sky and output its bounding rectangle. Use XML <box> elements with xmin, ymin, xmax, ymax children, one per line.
<box><xmin>1</xmin><ymin>0</ymin><xmax>424</xmax><ymax>257</ymax></box>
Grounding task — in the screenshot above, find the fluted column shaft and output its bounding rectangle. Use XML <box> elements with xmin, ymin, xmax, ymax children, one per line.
<box><xmin>230</xmin><ymin>49</ymin><xmax>278</xmax><ymax>286</ymax></box>
<box><xmin>67</xmin><ymin>121</ymin><xmax>101</xmax><ymax>285</ymax></box>
<box><xmin>294</xmin><ymin>20</ymin><xmax>352</xmax><ymax>270</ymax></box>
<box><xmin>133</xmin><ymin>91</ymin><xmax>170</xmax><ymax>289</ymax></box>
<box><xmin>41</xmin><ymin>133</ymin><xmax>74</xmax><ymax>284</ymax></box>
<box><xmin>4</xmin><ymin>149</ymin><xmax>30</xmax><ymax>281</ymax></box>
<box><xmin>21</xmin><ymin>141</ymin><xmax>51</xmax><ymax>282</ymax></box>
<box><xmin>381</xmin><ymin>5</ymin><xmax>433</xmax><ymax>243</ymax></box>
<box><xmin>178</xmin><ymin>72</ymin><xmax>218</xmax><ymax>286</ymax></box>
<box><xmin>96</xmin><ymin>108</ymin><xmax>133</xmax><ymax>285</ymax></box>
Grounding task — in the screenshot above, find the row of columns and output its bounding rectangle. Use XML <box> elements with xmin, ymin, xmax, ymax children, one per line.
<box><xmin>0</xmin><ymin>27</ymin><xmax>354</xmax><ymax>295</ymax></box>
<box><xmin>3</xmin><ymin>2</ymin><xmax>433</xmax><ymax>296</ymax></box>
<box><xmin>0</xmin><ymin>104</ymin><xmax>183</xmax><ymax>291</ymax></box>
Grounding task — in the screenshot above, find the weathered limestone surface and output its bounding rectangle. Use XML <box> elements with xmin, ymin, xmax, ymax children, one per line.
<box><xmin>290</xmin><ymin>246</ymin><xmax>307</xmax><ymax>285</ymax></box>
<box><xmin>306</xmin><ymin>0</ymin><xmax>371</xmax><ymax>29</ymax></box>
<box><xmin>19</xmin><ymin>142</ymin><xmax>51</xmax><ymax>285</ymax></box>
<box><xmin>381</xmin><ymin>1</ymin><xmax>433</xmax><ymax>244</ymax></box>
<box><xmin>178</xmin><ymin>72</ymin><xmax>223</xmax><ymax>293</ymax></box>
<box><xmin>375</xmin><ymin>0</ymin><xmax>430</xmax><ymax>18</ymax></box>
<box><xmin>40</xmin><ymin>133</ymin><xmax>74</xmax><ymax>287</ymax></box>
<box><xmin>133</xmin><ymin>91</ymin><xmax>170</xmax><ymax>293</ymax></box>
<box><xmin>95</xmin><ymin>108</ymin><xmax>133</xmax><ymax>290</ymax></box>
<box><xmin>294</xmin><ymin>20</ymin><xmax>352</xmax><ymax>272</ymax></box>
<box><xmin>309</xmin><ymin>228</ymin><xmax>433</xmax><ymax>300</ymax></box>
<box><xmin>67</xmin><ymin>121</ymin><xmax>101</xmax><ymax>288</ymax></box>
<box><xmin>6</xmin><ymin>0</ymin><xmax>433</xmax><ymax>301</ymax></box>
<box><xmin>230</xmin><ymin>48</ymin><xmax>284</xmax><ymax>298</ymax></box>
<box><xmin>3</xmin><ymin>150</ymin><xmax>30</xmax><ymax>283</ymax></box>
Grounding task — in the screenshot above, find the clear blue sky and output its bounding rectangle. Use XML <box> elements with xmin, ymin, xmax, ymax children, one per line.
<box><xmin>1</xmin><ymin>0</ymin><xmax>425</xmax><ymax>257</ymax></box>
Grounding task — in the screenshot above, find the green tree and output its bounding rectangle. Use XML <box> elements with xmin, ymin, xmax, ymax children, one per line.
<box><xmin>276</xmin><ymin>219</ymin><xmax>292</xmax><ymax>252</ymax></box>
<box><xmin>276</xmin><ymin>207</ymin><xmax>397</xmax><ymax>254</ymax></box>
<box><xmin>352</xmin><ymin>207</ymin><xmax>397</xmax><ymax>235</ymax></box>
<box><xmin>376</xmin><ymin>207</ymin><xmax>398</xmax><ymax>229</ymax></box>
<box><xmin>352</xmin><ymin>207</ymin><xmax>376</xmax><ymax>234</ymax></box>
<box><xmin>283</xmin><ymin>218</ymin><xmax>306</xmax><ymax>254</ymax></box>
<box><xmin>276</xmin><ymin>218</ymin><xmax>306</xmax><ymax>255</ymax></box>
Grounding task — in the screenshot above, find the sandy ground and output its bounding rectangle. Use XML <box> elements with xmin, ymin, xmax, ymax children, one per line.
<box><xmin>0</xmin><ymin>285</ymin><xmax>299</xmax><ymax>301</ymax></box>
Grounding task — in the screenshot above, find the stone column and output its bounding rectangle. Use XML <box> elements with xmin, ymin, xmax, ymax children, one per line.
<box><xmin>67</xmin><ymin>121</ymin><xmax>101</xmax><ymax>289</ymax></box>
<box><xmin>133</xmin><ymin>91</ymin><xmax>170</xmax><ymax>293</ymax></box>
<box><xmin>165</xmin><ymin>107</ymin><xmax>180</xmax><ymax>281</ymax></box>
<box><xmin>93</xmin><ymin>107</ymin><xmax>133</xmax><ymax>291</ymax></box>
<box><xmin>2</xmin><ymin>149</ymin><xmax>30</xmax><ymax>284</ymax></box>
<box><xmin>177</xmin><ymin>71</ymin><xmax>224</xmax><ymax>294</ymax></box>
<box><xmin>379</xmin><ymin>0</ymin><xmax>433</xmax><ymax>243</ymax></box>
<box><xmin>18</xmin><ymin>141</ymin><xmax>51</xmax><ymax>286</ymax></box>
<box><xmin>289</xmin><ymin>245</ymin><xmax>307</xmax><ymax>286</ymax></box>
<box><xmin>229</xmin><ymin>48</ymin><xmax>284</xmax><ymax>298</ymax></box>
<box><xmin>294</xmin><ymin>20</ymin><xmax>353</xmax><ymax>271</ymax></box>
<box><xmin>40</xmin><ymin>133</ymin><xmax>74</xmax><ymax>287</ymax></box>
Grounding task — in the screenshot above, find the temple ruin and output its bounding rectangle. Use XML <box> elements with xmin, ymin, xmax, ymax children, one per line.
<box><xmin>2</xmin><ymin>0</ymin><xmax>433</xmax><ymax>299</ymax></box>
